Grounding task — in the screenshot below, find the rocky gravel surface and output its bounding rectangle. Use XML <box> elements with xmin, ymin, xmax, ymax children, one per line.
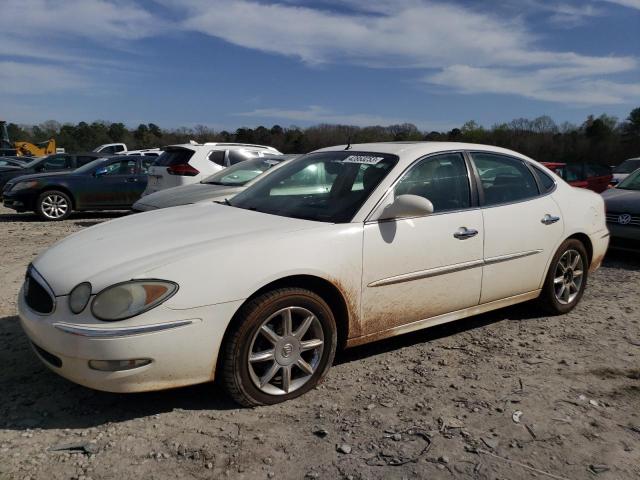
<box><xmin>0</xmin><ymin>205</ymin><xmax>639</xmax><ymax>480</ymax></box>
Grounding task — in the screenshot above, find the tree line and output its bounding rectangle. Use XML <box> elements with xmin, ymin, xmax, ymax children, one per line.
<box><xmin>6</xmin><ymin>107</ymin><xmax>640</xmax><ymax>166</ymax></box>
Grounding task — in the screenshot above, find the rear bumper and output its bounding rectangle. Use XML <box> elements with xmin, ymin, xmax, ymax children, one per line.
<box><xmin>588</xmin><ymin>229</ymin><xmax>610</xmax><ymax>273</ymax></box>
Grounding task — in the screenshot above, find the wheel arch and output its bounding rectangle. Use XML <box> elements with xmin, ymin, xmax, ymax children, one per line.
<box><xmin>218</xmin><ymin>275</ymin><xmax>351</xmax><ymax>367</ymax></box>
<box><xmin>566</xmin><ymin>232</ymin><xmax>593</xmax><ymax>266</ymax></box>
<box><xmin>37</xmin><ymin>185</ymin><xmax>76</xmax><ymax>209</ymax></box>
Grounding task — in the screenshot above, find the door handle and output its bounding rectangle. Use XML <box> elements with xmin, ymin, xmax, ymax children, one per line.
<box><xmin>453</xmin><ymin>227</ymin><xmax>479</xmax><ymax>240</ymax></box>
<box><xmin>125</xmin><ymin>178</ymin><xmax>138</xmax><ymax>183</ymax></box>
<box><xmin>541</xmin><ymin>214</ymin><xmax>560</xmax><ymax>225</ymax></box>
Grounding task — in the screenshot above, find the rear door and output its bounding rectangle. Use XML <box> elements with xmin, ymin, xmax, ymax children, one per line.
<box><xmin>471</xmin><ymin>152</ymin><xmax>564</xmax><ymax>303</ymax></box>
<box><xmin>146</xmin><ymin>148</ymin><xmax>196</xmax><ymax>194</ymax></box>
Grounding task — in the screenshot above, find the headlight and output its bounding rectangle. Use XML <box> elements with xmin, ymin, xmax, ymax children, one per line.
<box><xmin>69</xmin><ymin>282</ymin><xmax>92</xmax><ymax>314</ymax></box>
<box><xmin>91</xmin><ymin>280</ymin><xmax>178</xmax><ymax>321</ymax></box>
<box><xmin>11</xmin><ymin>180</ymin><xmax>38</xmax><ymax>192</ymax></box>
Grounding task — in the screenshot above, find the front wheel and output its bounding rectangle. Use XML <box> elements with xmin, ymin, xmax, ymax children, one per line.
<box><xmin>36</xmin><ymin>190</ymin><xmax>72</xmax><ymax>221</ymax></box>
<box><xmin>221</xmin><ymin>288</ymin><xmax>337</xmax><ymax>406</ymax></box>
<box><xmin>538</xmin><ymin>239</ymin><xmax>589</xmax><ymax>314</ymax></box>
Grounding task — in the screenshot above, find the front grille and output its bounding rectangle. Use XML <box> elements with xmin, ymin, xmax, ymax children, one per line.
<box><xmin>31</xmin><ymin>342</ymin><xmax>63</xmax><ymax>368</ymax></box>
<box><xmin>606</xmin><ymin>212</ymin><xmax>640</xmax><ymax>226</ymax></box>
<box><xmin>24</xmin><ymin>270</ymin><xmax>55</xmax><ymax>315</ymax></box>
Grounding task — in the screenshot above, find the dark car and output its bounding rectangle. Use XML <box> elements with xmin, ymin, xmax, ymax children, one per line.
<box><xmin>3</xmin><ymin>155</ymin><xmax>155</xmax><ymax>220</ymax></box>
<box><xmin>601</xmin><ymin>167</ymin><xmax>640</xmax><ymax>251</ymax></box>
<box><xmin>542</xmin><ymin>162</ymin><xmax>612</xmax><ymax>193</ymax></box>
<box><xmin>0</xmin><ymin>152</ymin><xmax>107</xmax><ymax>195</ymax></box>
<box><xmin>0</xmin><ymin>157</ymin><xmax>28</xmax><ymax>168</ymax></box>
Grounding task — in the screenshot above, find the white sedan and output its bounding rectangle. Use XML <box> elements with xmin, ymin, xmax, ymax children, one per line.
<box><xmin>18</xmin><ymin>142</ymin><xmax>609</xmax><ymax>406</ymax></box>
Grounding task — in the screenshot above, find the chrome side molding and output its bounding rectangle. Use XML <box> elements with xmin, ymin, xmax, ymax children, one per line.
<box><xmin>53</xmin><ymin>320</ymin><xmax>194</xmax><ymax>338</ymax></box>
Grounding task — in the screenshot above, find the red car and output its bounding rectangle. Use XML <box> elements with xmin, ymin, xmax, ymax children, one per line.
<box><xmin>542</xmin><ymin>162</ymin><xmax>613</xmax><ymax>193</ymax></box>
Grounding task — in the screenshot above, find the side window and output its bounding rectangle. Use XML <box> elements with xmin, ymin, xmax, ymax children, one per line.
<box><xmin>564</xmin><ymin>164</ymin><xmax>584</xmax><ymax>182</ymax></box>
<box><xmin>43</xmin><ymin>156</ymin><xmax>70</xmax><ymax>170</ymax></box>
<box><xmin>208</xmin><ymin>150</ymin><xmax>226</xmax><ymax>166</ymax></box>
<box><xmin>140</xmin><ymin>158</ymin><xmax>155</xmax><ymax>173</ymax></box>
<box><xmin>101</xmin><ymin>159</ymin><xmax>137</xmax><ymax>176</ymax></box>
<box><xmin>532</xmin><ymin>165</ymin><xmax>555</xmax><ymax>192</ymax></box>
<box><xmin>114</xmin><ymin>145</ymin><xmax>125</xmax><ymax>153</ymax></box>
<box><xmin>473</xmin><ymin>153</ymin><xmax>539</xmax><ymax>206</ymax></box>
<box><xmin>394</xmin><ymin>153</ymin><xmax>471</xmax><ymax>213</ymax></box>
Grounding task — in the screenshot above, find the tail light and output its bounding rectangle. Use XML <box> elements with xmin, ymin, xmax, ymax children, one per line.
<box><xmin>167</xmin><ymin>164</ymin><xmax>199</xmax><ymax>176</ymax></box>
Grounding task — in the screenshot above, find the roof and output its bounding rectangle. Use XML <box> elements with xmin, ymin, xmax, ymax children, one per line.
<box><xmin>313</xmin><ymin>141</ymin><xmax>537</xmax><ymax>165</ymax></box>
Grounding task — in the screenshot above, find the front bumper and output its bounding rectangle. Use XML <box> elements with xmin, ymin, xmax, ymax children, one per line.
<box><xmin>607</xmin><ymin>222</ymin><xmax>640</xmax><ymax>242</ymax></box>
<box><xmin>18</xmin><ymin>288</ymin><xmax>244</xmax><ymax>392</ymax></box>
<box><xmin>3</xmin><ymin>190</ymin><xmax>36</xmax><ymax>211</ymax></box>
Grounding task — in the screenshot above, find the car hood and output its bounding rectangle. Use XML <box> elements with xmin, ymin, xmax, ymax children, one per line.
<box><xmin>602</xmin><ymin>188</ymin><xmax>640</xmax><ymax>214</ymax></box>
<box><xmin>32</xmin><ymin>202</ymin><xmax>323</xmax><ymax>295</ymax></box>
<box><xmin>6</xmin><ymin>170</ymin><xmax>74</xmax><ymax>183</ymax></box>
<box><xmin>135</xmin><ymin>183</ymin><xmax>243</xmax><ymax>209</ymax></box>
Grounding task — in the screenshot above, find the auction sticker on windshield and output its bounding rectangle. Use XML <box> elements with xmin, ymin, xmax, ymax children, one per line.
<box><xmin>343</xmin><ymin>155</ymin><xmax>385</xmax><ymax>164</ymax></box>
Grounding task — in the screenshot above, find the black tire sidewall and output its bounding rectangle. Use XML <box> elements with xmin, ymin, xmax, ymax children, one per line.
<box><xmin>226</xmin><ymin>289</ymin><xmax>337</xmax><ymax>406</ymax></box>
<box><xmin>542</xmin><ymin>239</ymin><xmax>589</xmax><ymax>314</ymax></box>
<box><xmin>36</xmin><ymin>190</ymin><xmax>72</xmax><ymax>221</ymax></box>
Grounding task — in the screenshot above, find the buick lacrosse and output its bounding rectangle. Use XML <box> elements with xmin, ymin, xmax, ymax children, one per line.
<box><xmin>19</xmin><ymin>142</ymin><xmax>609</xmax><ymax>405</ymax></box>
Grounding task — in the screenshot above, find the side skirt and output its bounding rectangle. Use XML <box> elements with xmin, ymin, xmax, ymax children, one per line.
<box><xmin>346</xmin><ymin>290</ymin><xmax>541</xmax><ymax>348</ymax></box>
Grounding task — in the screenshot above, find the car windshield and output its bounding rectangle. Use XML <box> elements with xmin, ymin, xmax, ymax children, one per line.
<box><xmin>613</xmin><ymin>159</ymin><xmax>640</xmax><ymax>174</ymax></box>
<box><xmin>617</xmin><ymin>169</ymin><xmax>640</xmax><ymax>190</ymax></box>
<box><xmin>229</xmin><ymin>151</ymin><xmax>398</xmax><ymax>223</ymax></box>
<box><xmin>74</xmin><ymin>159</ymin><xmax>105</xmax><ymax>174</ymax></box>
<box><xmin>203</xmin><ymin>158</ymin><xmax>282</xmax><ymax>186</ymax></box>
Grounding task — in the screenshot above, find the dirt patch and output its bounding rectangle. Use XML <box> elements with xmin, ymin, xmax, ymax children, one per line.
<box><xmin>1</xmin><ymin>206</ymin><xmax>639</xmax><ymax>480</ymax></box>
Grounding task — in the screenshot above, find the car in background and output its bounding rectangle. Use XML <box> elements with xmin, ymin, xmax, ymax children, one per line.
<box><xmin>93</xmin><ymin>143</ymin><xmax>127</xmax><ymax>154</ymax></box>
<box><xmin>132</xmin><ymin>155</ymin><xmax>296</xmax><ymax>212</ymax></box>
<box><xmin>3</xmin><ymin>155</ymin><xmax>154</xmax><ymax>220</ymax></box>
<box><xmin>121</xmin><ymin>148</ymin><xmax>162</xmax><ymax>157</ymax></box>
<box><xmin>602</xmin><ymin>167</ymin><xmax>640</xmax><ymax>250</ymax></box>
<box><xmin>143</xmin><ymin>143</ymin><xmax>282</xmax><ymax>197</ymax></box>
<box><xmin>0</xmin><ymin>152</ymin><xmax>107</xmax><ymax>194</ymax></box>
<box><xmin>542</xmin><ymin>162</ymin><xmax>612</xmax><ymax>193</ymax></box>
<box><xmin>611</xmin><ymin>157</ymin><xmax>640</xmax><ymax>186</ymax></box>
<box><xmin>17</xmin><ymin>143</ymin><xmax>608</xmax><ymax>404</ymax></box>
<box><xmin>0</xmin><ymin>157</ymin><xmax>28</xmax><ymax>168</ymax></box>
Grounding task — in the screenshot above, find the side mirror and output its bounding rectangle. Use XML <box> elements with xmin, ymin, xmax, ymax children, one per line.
<box><xmin>95</xmin><ymin>167</ymin><xmax>108</xmax><ymax>177</ymax></box>
<box><xmin>377</xmin><ymin>194</ymin><xmax>434</xmax><ymax>220</ymax></box>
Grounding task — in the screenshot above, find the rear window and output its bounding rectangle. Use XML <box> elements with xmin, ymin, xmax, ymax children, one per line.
<box><xmin>155</xmin><ymin>149</ymin><xmax>195</xmax><ymax>167</ymax></box>
<box><xmin>613</xmin><ymin>159</ymin><xmax>640</xmax><ymax>174</ymax></box>
<box><xmin>532</xmin><ymin>165</ymin><xmax>555</xmax><ymax>192</ymax></box>
<box><xmin>209</xmin><ymin>150</ymin><xmax>226</xmax><ymax>166</ymax></box>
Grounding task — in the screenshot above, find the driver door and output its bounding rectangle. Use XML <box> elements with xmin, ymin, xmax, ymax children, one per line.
<box><xmin>361</xmin><ymin>152</ymin><xmax>483</xmax><ymax>336</ymax></box>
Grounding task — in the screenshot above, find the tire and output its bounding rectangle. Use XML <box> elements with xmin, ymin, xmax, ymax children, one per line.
<box><xmin>36</xmin><ymin>190</ymin><xmax>72</xmax><ymax>221</ymax></box>
<box><xmin>221</xmin><ymin>288</ymin><xmax>337</xmax><ymax>407</ymax></box>
<box><xmin>538</xmin><ymin>239</ymin><xmax>589</xmax><ymax>315</ymax></box>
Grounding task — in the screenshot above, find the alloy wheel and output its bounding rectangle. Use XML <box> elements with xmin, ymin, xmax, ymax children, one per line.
<box><xmin>553</xmin><ymin>249</ymin><xmax>584</xmax><ymax>305</ymax></box>
<box><xmin>41</xmin><ymin>194</ymin><xmax>69</xmax><ymax>219</ymax></box>
<box><xmin>247</xmin><ymin>306</ymin><xmax>324</xmax><ymax>396</ymax></box>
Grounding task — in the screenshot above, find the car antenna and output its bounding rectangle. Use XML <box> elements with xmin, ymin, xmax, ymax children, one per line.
<box><xmin>344</xmin><ymin>136</ymin><xmax>352</xmax><ymax>150</ymax></box>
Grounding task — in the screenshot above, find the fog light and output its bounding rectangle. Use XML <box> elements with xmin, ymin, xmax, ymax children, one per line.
<box><xmin>88</xmin><ymin>359</ymin><xmax>152</xmax><ymax>371</ymax></box>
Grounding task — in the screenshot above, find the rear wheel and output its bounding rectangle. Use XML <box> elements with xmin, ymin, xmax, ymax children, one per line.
<box><xmin>221</xmin><ymin>288</ymin><xmax>337</xmax><ymax>406</ymax></box>
<box><xmin>538</xmin><ymin>239</ymin><xmax>589</xmax><ymax>314</ymax></box>
<box><xmin>36</xmin><ymin>190</ymin><xmax>72</xmax><ymax>221</ymax></box>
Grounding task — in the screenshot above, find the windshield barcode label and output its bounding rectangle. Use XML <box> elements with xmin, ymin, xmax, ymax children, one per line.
<box><xmin>343</xmin><ymin>155</ymin><xmax>384</xmax><ymax>164</ymax></box>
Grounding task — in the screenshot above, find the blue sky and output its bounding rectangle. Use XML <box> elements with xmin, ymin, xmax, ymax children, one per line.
<box><xmin>1</xmin><ymin>0</ymin><xmax>639</xmax><ymax>131</ymax></box>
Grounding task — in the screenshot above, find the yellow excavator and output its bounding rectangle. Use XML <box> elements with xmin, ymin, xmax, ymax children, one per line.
<box><xmin>0</xmin><ymin>120</ymin><xmax>57</xmax><ymax>157</ymax></box>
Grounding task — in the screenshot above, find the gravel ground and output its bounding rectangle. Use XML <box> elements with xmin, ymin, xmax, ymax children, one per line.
<box><xmin>1</xmin><ymin>205</ymin><xmax>639</xmax><ymax>480</ymax></box>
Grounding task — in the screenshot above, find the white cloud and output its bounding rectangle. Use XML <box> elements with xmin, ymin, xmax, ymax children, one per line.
<box><xmin>600</xmin><ymin>0</ymin><xmax>640</xmax><ymax>9</ymax></box>
<box><xmin>427</xmin><ymin>65</ymin><xmax>640</xmax><ymax>105</ymax></box>
<box><xmin>0</xmin><ymin>61</ymin><xmax>89</xmax><ymax>94</ymax></box>
<box><xmin>2</xmin><ymin>0</ymin><xmax>159</xmax><ymax>41</ymax></box>
<box><xmin>158</xmin><ymin>0</ymin><xmax>639</xmax><ymax>106</ymax></box>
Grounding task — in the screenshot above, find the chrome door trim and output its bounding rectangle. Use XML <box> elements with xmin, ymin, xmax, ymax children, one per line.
<box><xmin>368</xmin><ymin>259</ymin><xmax>484</xmax><ymax>287</ymax></box>
<box><xmin>53</xmin><ymin>319</ymin><xmax>194</xmax><ymax>338</ymax></box>
<box><xmin>368</xmin><ymin>249</ymin><xmax>543</xmax><ymax>287</ymax></box>
<box><xmin>484</xmin><ymin>249</ymin><xmax>543</xmax><ymax>265</ymax></box>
